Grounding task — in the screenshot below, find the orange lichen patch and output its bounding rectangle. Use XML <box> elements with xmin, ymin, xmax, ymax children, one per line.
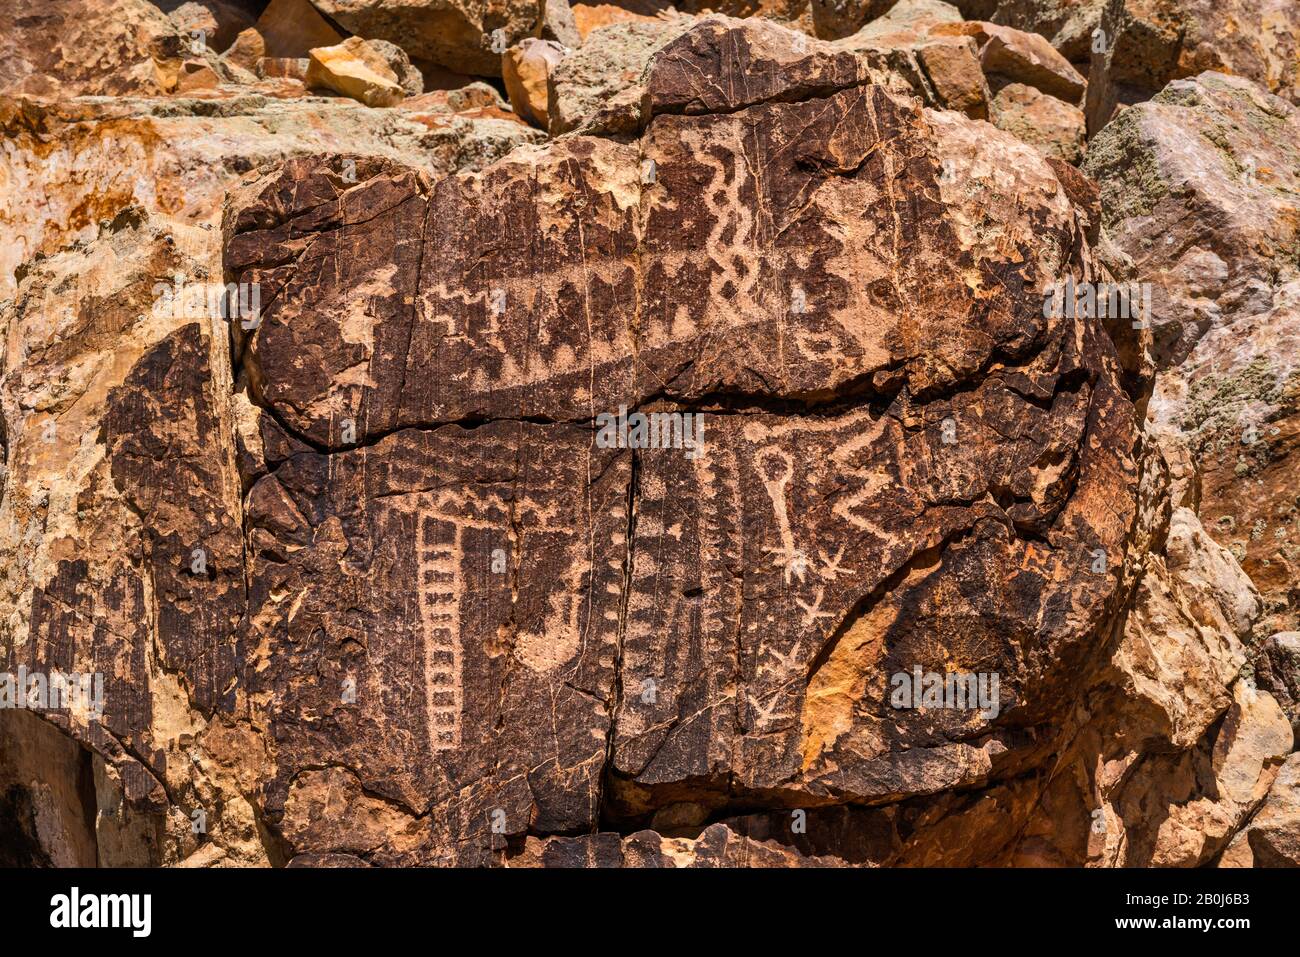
<box><xmin>410</xmin><ymin>107</ymin><xmax>529</xmax><ymax>128</ymax></box>
<box><xmin>59</xmin><ymin>188</ymin><xmax>141</xmax><ymax>237</ymax></box>
<box><xmin>800</xmin><ymin>600</ymin><xmax>894</xmax><ymax>771</ymax></box>
<box><xmin>571</xmin><ymin>3</ymin><xmax>662</xmax><ymax>40</ymax></box>
<box><xmin>799</xmin><ymin>554</ymin><xmax>943</xmax><ymax>771</ymax></box>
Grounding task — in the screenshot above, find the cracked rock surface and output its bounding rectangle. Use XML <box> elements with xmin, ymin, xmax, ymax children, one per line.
<box><xmin>0</xmin><ymin>0</ymin><xmax>1295</xmax><ymax>868</ymax></box>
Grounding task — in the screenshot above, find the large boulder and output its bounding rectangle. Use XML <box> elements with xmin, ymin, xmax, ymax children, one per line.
<box><xmin>213</xmin><ymin>14</ymin><xmax>1143</xmax><ymax>863</ymax></box>
<box><xmin>0</xmin><ymin>0</ymin><xmax>218</xmax><ymax>97</ymax></box>
<box><xmin>306</xmin><ymin>37</ymin><xmax>408</xmax><ymax>107</ymax></box>
<box><xmin>834</xmin><ymin>3</ymin><xmax>994</xmax><ymax>118</ymax></box>
<box><xmin>948</xmin><ymin>0</ymin><xmax>1105</xmax><ymax>63</ymax></box>
<box><xmin>503</xmin><ymin>38</ymin><xmax>567</xmax><ymax>128</ymax></box>
<box><xmin>546</xmin><ymin>13</ymin><xmax>995</xmax><ymax>136</ymax></box>
<box><xmin>932</xmin><ymin>19</ymin><xmax>1085</xmax><ymax>101</ymax></box>
<box><xmin>834</xmin><ymin>3</ymin><xmax>1087</xmax><ymax>125</ymax></box>
<box><xmin>1085</xmin><ymin>73</ymin><xmax>1300</xmax><ymax>638</ymax></box>
<box><xmin>1</xmin><ymin>9</ymin><xmax>1289</xmax><ymax>871</ymax></box>
<box><xmin>1000</xmin><ymin>437</ymin><xmax>1292</xmax><ymax>867</ymax></box>
<box><xmin>311</xmin><ymin>0</ymin><xmax>550</xmax><ymax>76</ymax></box>
<box><xmin>1086</xmin><ymin>0</ymin><xmax>1300</xmax><ymax>135</ymax></box>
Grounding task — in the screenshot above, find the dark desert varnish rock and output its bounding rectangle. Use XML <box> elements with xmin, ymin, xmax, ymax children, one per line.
<box><xmin>212</xmin><ymin>18</ymin><xmax>1139</xmax><ymax>864</ymax></box>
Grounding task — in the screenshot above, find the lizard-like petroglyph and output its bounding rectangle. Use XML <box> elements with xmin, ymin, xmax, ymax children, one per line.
<box><xmin>817</xmin><ymin>545</ymin><xmax>852</xmax><ymax>581</ymax></box>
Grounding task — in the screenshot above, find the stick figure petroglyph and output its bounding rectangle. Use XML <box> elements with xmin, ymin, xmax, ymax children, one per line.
<box><xmin>795</xmin><ymin>586</ymin><xmax>836</xmax><ymax>627</ymax></box>
<box><xmin>758</xmin><ymin>447</ymin><xmax>809</xmax><ymax>584</ymax></box>
<box><xmin>759</xmin><ymin>643</ymin><xmax>803</xmax><ymax>677</ymax></box>
<box><xmin>746</xmin><ymin>690</ymin><xmax>792</xmax><ymax>727</ymax></box>
<box><xmin>816</xmin><ymin>545</ymin><xmax>851</xmax><ymax>581</ymax></box>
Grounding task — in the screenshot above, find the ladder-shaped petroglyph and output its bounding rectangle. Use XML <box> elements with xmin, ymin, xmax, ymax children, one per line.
<box><xmin>410</xmin><ymin>483</ymin><xmax>583</xmax><ymax>750</ymax></box>
<box><xmin>418</xmin><ymin>513</ymin><xmax>464</xmax><ymax>752</ymax></box>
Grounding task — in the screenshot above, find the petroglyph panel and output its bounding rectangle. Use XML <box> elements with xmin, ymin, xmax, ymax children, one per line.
<box><xmin>614</xmin><ymin>353</ymin><xmax>1136</xmax><ymax>804</ymax></box>
<box><xmin>417</xmin><ymin>513</ymin><xmax>464</xmax><ymax>751</ymax></box>
<box><xmin>6</xmin><ymin>7</ymin><xmax>1283</xmax><ymax>870</ymax></box>
<box><xmin>243</xmin><ymin>422</ymin><xmax>629</xmax><ymax>856</ymax></box>
<box><xmin>222</xmin><ymin>21</ymin><xmax>1140</xmax><ymax>857</ymax></box>
<box><xmin>227</xmin><ymin>83</ymin><xmax>1073</xmax><ymax>450</ymax></box>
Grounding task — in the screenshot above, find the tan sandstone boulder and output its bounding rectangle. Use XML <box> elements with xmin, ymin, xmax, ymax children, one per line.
<box><xmin>992</xmin><ymin>81</ymin><xmax>1085</xmax><ymax>161</ymax></box>
<box><xmin>503</xmin><ymin>38</ymin><xmax>567</xmax><ymax>128</ymax></box>
<box><xmin>306</xmin><ymin>37</ymin><xmax>408</xmax><ymax>107</ymax></box>
<box><xmin>1086</xmin><ymin>0</ymin><xmax>1300</xmax><ymax>135</ymax></box>
<box><xmin>1086</xmin><ymin>72</ymin><xmax>1300</xmax><ymax>642</ymax></box>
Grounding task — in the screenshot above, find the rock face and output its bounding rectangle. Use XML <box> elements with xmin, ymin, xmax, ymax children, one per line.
<box><xmin>169</xmin><ymin>15</ymin><xmax>1147</xmax><ymax>864</ymax></box>
<box><xmin>1086</xmin><ymin>73</ymin><xmax>1300</xmax><ymax>641</ymax></box>
<box><xmin>312</xmin><ymin>0</ymin><xmax>550</xmax><ymax>76</ymax></box>
<box><xmin>2</xmin><ymin>3</ymin><xmax>1297</xmax><ymax>870</ymax></box>
<box><xmin>991</xmin><ymin>81</ymin><xmax>1085</xmax><ymax>161</ymax></box>
<box><xmin>1257</xmin><ymin>634</ymin><xmax>1300</xmax><ymax>738</ymax></box>
<box><xmin>830</xmin><ymin>3</ymin><xmax>1088</xmax><ymax>127</ymax></box>
<box><xmin>0</xmin><ymin>94</ymin><xmax>541</xmax><ymax>299</ymax></box>
<box><xmin>546</xmin><ymin>10</ymin><xmax>1076</xmax><ymax>137</ymax></box>
<box><xmin>306</xmin><ymin>37</ymin><xmax>408</xmax><ymax>106</ymax></box>
<box><xmin>0</xmin><ymin>0</ymin><xmax>215</xmax><ymax>97</ymax></box>
<box><xmin>0</xmin><ymin>29</ymin><xmax>541</xmax><ymax>864</ymax></box>
<box><xmin>1086</xmin><ymin>0</ymin><xmax>1300</xmax><ymax>135</ymax></box>
<box><xmin>1221</xmin><ymin>752</ymin><xmax>1300</xmax><ymax>866</ymax></box>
